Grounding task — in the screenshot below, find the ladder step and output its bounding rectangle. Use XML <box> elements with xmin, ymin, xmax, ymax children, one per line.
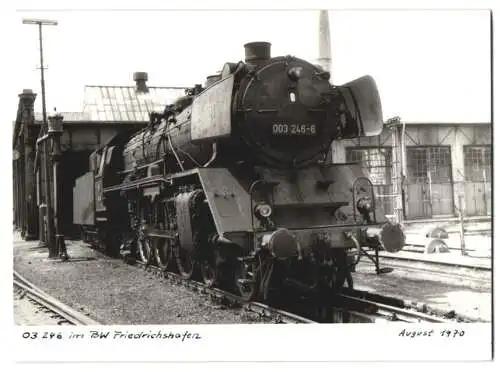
<box><xmin>237</xmin><ymin>256</ymin><xmax>254</xmax><ymax>262</ymax></box>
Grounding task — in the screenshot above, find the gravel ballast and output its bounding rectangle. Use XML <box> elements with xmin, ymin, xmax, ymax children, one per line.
<box><xmin>13</xmin><ymin>234</ymin><xmax>265</xmax><ymax>325</ymax></box>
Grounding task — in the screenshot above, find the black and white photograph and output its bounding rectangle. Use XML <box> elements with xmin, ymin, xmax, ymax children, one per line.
<box><xmin>4</xmin><ymin>0</ymin><xmax>494</xmax><ymax>364</ymax></box>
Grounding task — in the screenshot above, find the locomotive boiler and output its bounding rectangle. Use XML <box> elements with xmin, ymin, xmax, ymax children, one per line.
<box><xmin>73</xmin><ymin>42</ymin><xmax>405</xmax><ymax>300</ymax></box>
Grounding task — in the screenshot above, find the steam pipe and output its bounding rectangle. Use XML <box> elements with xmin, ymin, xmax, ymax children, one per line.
<box><xmin>203</xmin><ymin>143</ymin><xmax>218</xmax><ymax>167</ymax></box>
<box><xmin>346</xmin><ymin>233</ymin><xmax>362</xmax><ymax>265</ymax></box>
<box><xmin>34</xmin><ymin>133</ymin><xmax>50</xmax><ymax>173</ymax></box>
<box><xmin>36</xmin><ymin>133</ymin><xmax>50</xmax><ymax>145</ymax></box>
<box><xmin>167</xmin><ymin>129</ymin><xmax>184</xmax><ymax>171</ymax></box>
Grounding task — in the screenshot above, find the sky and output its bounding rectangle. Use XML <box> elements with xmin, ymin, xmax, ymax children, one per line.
<box><xmin>5</xmin><ymin>8</ymin><xmax>492</xmax><ymax>124</ymax></box>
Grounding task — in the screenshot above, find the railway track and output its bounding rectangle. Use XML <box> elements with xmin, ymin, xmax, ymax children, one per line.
<box><xmin>338</xmin><ymin>288</ymin><xmax>485</xmax><ymax>322</ymax></box>
<box><xmin>332</xmin><ymin>293</ymin><xmax>455</xmax><ymax>323</ymax></box>
<box><xmin>133</xmin><ymin>260</ymin><xmax>454</xmax><ymax>324</ymax></box>
<box><xmin>357</xmin><ymin>255</ymin><xmax>491</xmax><ymax>286</ymax></box>
<box><xmin>13</xmin><ymin>270</ymin><xmax>101</xmax><ymax>326</ymax></box>
<box><xmin>373</xmin><ymin>250</ymin><xmax>490</xmax><ymax>271</ymax></box>
<box><xmin>134</xmin><ymin>260</ymin><xmax>317</xmax><ymax>324</ymax></box>
<box><xmin>63</xmin><ymin>240</ymin><xmax>478</xmax><ymax>324</ymax></box>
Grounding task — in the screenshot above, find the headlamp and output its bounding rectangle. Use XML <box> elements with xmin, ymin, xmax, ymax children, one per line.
<box><xmin>357</xmin><ymin>196</ymin><xmax>373</xmax><ymax>213</ymax></box>
<box><xmin>255</xmin><ymin>203</ymin><xmax>273</xmax><ymax>218</ymax></box>
<box><xmin>287</xmin><ymin>66</ymin><xmax>303</xmax><ymax>82</ymax></box>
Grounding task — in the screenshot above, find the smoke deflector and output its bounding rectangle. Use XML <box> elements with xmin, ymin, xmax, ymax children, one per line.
<box><xmin>339</xmin><ymin>75</ymin><xmax>384</xmax><ymax>137</ymax></box>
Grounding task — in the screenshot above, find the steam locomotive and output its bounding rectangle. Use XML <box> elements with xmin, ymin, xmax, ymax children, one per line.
<box><xmin>73</xmin><ymin>42</ymin><xmax>405</xmax><ymax>300</ymax></box>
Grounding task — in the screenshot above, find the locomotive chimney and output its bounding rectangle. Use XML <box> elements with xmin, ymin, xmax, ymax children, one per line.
<box><xmin>244</xmin><ymin>41</ymin><xmax>271</xmax><ymax>68</ymax></box>
<box><xmin>133</xmin><ymin>71</ymin><xmax>149</xmax><ymax>94</ymax></box>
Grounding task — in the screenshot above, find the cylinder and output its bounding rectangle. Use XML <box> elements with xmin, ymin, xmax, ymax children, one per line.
<box><xmin>244</xmin><ymin>41</ymin><xmax>271</xmax><ymax>67</ymax></box>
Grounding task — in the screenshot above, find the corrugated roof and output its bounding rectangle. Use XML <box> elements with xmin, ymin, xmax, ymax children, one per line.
<box><xmin>34</xmin><ymin>112</ymin><xmax>91</xmax><ymax>122</ymax></box>
<box><xmin>82</xmin><ymin>85</ymin><xmax>187</xmax><ymax>122</ymax></box>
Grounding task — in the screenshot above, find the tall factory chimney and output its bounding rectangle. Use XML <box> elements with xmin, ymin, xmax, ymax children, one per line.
<box><xmin>317</xmin><ymin>10</ymin><xmax>332</xmax><ymax>77</ymax></box>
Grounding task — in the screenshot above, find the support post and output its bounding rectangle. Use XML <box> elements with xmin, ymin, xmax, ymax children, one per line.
<box><xmin>49</xmin><ymin>114</ymin><xmax>68</xmax><ymax>260</ymax></box>
<box><xmin>12</xmin><ymin>159</ymin><xmax>17</xmax><ymax>228</ymax></box>
<box><xmin>36</xmin><ymin>169</ymin><xmax>47</xmax><ymax>246</ymax></box>
<box><xmin>427</xmin><ymin>170</ymin><xmax>433</xmax><ymax>218</ymax></box>
<box><xmin>18</xmin><ymin>90</ymin><xmax>39</xmax><ymax>240</ymax></box>
<box><xmin>458</xmin><ymin>194</ymin><xmax>467</xmax><ymax>256</ymax></box>
<box><xmin>387</xmin><ymin>116</ymin><xmax>404</xmax><ymax>224</ymax></box>
<box><xmin>19</xmin><ymin>144</ymin><xmax>26</xmax><ymax>237</ymax></box>
<box><xmin>482</xmin><ymin>168</ymin><xmax>488</xmax><ymax>216</ymax></box>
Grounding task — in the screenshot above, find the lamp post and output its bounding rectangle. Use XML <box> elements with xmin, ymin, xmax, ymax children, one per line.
<box><xmin>23</xmin><ymin>18</ymin><xmax>58</xmax><ymax>256</ymax></box>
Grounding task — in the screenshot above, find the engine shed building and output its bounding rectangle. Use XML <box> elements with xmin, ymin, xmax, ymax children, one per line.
<box><xmin>12</xmin><ymin>85</ymin><xmax>185</xmax><ymax>240</ymax></box>
<box><xmin>331</xmin><ymin>121</ymin><xmax>492</xmax><ymax>220</ymax></box>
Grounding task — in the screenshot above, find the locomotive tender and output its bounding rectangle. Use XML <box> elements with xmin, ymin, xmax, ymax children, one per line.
<box><xmin>73</xmin><ymin>42</ymin><xmax>405</xmax><ymax>300</ymax></box>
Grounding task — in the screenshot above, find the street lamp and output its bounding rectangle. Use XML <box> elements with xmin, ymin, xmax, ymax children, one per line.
<box><xmin>22</xmin><ymin>19</ymin><xmax>58</xmax><ymax>127</ymax></box>
<box><xmin>23</xmin><ymin>18</ymin><xmax>58</xmax><ymax>257</ymax></box>
<box><xmin>23</xmin><ymin>18</ymin><xmax>58</xmax><ymax>25</ymax></box>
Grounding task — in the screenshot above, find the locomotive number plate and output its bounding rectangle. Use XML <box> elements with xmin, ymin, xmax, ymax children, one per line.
<box><xmin>272</xmin><ymin>123</ymin><xmax>317</xmax><ymax>136</ymax></box>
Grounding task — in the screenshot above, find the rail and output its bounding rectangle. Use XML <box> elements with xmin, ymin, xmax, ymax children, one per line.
<box><xmin>361</xmin><ymin>248</ymin><xmax>491</xmax><ymax>271</ymax></box>
<box><xmin>13</xmin><ymin>270</ymin><xmax>101</xmax><ymax>325</ymax></box>
<box><xmin>334</xmin><ymin>293</ymin><xmax>447</xmax><ymax>323</ymax></box>
<box><xmin>339</xmin><ymin>288</ymin><xmax>485</xmax><ymax>323</ymax></box>
<box><xmin>357</xmin><ymin>256</ymin><xmax>491</xmax><ymax>286</ymax></box>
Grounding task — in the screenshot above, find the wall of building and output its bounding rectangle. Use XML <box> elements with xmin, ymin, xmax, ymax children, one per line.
<box><xmin>12</xmin><ymin>93</ymin><xmax>147</xmax><ymax>241</ymax></box>
<box><xmin>12</xmin><ymin>90</ymin><xmax>38</xmax><ymax>240</ymax></box>
<box><xmin>331</xmin><ymin>122</ymin><xmax>492</xmax><ymax>220</ymax></box>
<box><xmin>51</xmin><ymin>122</ymin><xmax>144</xmax><ymax>238</ymax></box>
